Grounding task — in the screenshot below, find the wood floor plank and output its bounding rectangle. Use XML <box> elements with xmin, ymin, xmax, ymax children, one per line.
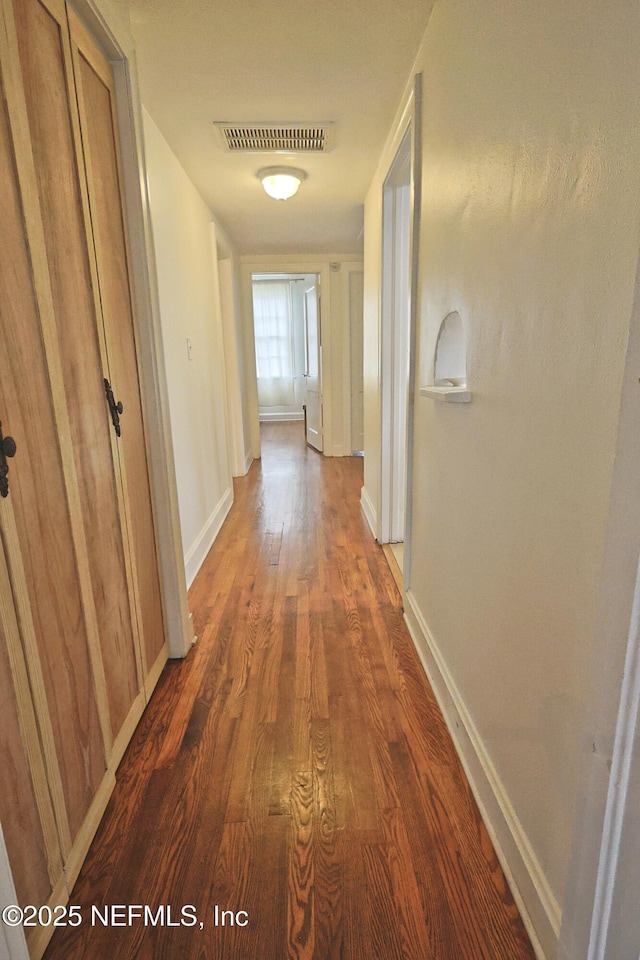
<box><xmin>43</xmin><ymin>422</ymin><xmax>537</xmax><ymax>960</ymax></box>
<box><xmin>308</xmin><ymin>591</ymin><xmax>329</xmax><ymax>721</ymax></box>
<box><xmin>248</xmin><ymin>811</ymin><xmax>288</xmax><ymax>960</ymax></box>
<box><xmin>310</xmin><ymin>718</ymin><xmax>342</xmax><ymax>960</ymax></box>
<box><xmin>361</xmin><ymin>842</ymin><xmax>406</xmax><ymax>960</ymax></box>
<box><xmin>287</xmin><ymin>772</ymin><xmax>314</xmax><ymax>960</ymax></box>
<box><xmin>388</xmin><ymin>736</ymin><xmax>466</xmax><ymax>957</ymax></box>
<box><xmin>380</xmin><ymin>806</ymin><xmax>443</xmax><ymax>960</ymax></box>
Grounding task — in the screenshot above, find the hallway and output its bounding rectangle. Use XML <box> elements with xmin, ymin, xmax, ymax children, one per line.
<box><xmin>42</xmin><ymin>423</ymin><xmax>535</xmax><ymax>960</ymax></box>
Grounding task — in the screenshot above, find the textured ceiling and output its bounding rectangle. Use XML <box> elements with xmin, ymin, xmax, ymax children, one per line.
<box><xmin>129</xmin><ymin>0</ymin><xmax>434</xmax><ymax>255</ymax></box>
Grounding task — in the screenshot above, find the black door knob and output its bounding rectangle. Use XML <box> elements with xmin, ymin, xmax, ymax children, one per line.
<box><xmin>0</xmin><ymin>422</ymin><xmax>17</xmax><ymax>498</ymax></box>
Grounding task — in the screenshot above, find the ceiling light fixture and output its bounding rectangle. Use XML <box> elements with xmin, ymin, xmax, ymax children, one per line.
<box><xmin>257</xmin><ymin>166</ymin><xmax>307</xmax><ymax>200</ymax></box>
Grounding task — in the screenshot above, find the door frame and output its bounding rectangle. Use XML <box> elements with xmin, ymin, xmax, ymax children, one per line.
<box><xmin>303</xmin><ymin>279</ymin><xmax>323</xmax><ymax>451</ymax></box>
<box><xmin>240</xmin><ymin>257</ymin><xmax>333</xmax><ymax>458</ymax></box>
<box><xmin>559</xmin><ymin>243</ymin><xmax>640</xmax><ymax>959</ymax></box>
<box><xmin>380</xmin><ymin>127</ymin><xmax>412</xmax><ymax>545</ymax></box>
<box><xmin>345</xmin><ymin>264</ymin><xmax>365</xmax><ymax>455</ymax></box>
<box><xmin>377</xmin><ymin>74</ymin><xmax>422</xmax><ymax>589</ymax></box>
<box><xmin>71</xmin><ymin>0</ymin><xmax>193</xmax><ymax>659</ymax></box>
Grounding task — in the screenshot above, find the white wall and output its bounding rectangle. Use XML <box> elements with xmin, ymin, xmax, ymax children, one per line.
<box><xmin>349</xmin><ymin>268</ymin><xmax>364</xmax><ymax>453</ymax></box>
<box><xmin>218</xmin><ymin>257</ymin><xmax>252</xmax><ymax>474</ymax></box>
<box><xmin>326</xmin><ymin>258</ymin><xmax>366</xmax><ymax>456</ymax></box>
<box><xmin>363</xmin><ymin>0</ymin><xmax>640</xmax><ymax>956</ymax></box>
<box><xmin>142</xmin><ymin>110</ymin><xmax>233</xmax><ymax>588</ymax></box>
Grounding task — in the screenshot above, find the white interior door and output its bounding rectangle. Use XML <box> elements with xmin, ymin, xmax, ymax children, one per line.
<box><xmin>304</xmin><ymin>282</ymin><xmax>322</xmax><ymax>451</ymax></box>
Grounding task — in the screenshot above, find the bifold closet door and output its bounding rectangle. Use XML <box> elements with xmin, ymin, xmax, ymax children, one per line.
<box><xmin>0</xmin><ymin>546</ymin><xmax>61</xmax><ymax>915</ymax></box>
<box><xmin>11</xmin><ymin>0</ymin><xmax>144</xmax><ymax>746</ymax></box>
<box><xmin>69</xmin><ymin>11</ymin><xmax>166</xmax><ymax>678</ymax></box>
<box><xmin>0</xmin><ymin>0</ymin><xmax>107</xmax><ymax>883</ymax></box>
<box><xmin>1</xmin><ymin>0</ymin><xmax>168</xmax><ymax>932</ymax></box>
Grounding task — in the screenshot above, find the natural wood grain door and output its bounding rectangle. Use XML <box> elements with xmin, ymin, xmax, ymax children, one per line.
<box><xmin>0</xmin><ymin>539</ymin><xmax>61</xmax><ymax>922</ymax></box>
<box><xmin>0</xmin><ymin>5</ymin><xmax>106</xmax><ymax>859</ymax></box>
<box><xmin>69</xmin><ymin>11</ymin><xmax>167</xmax><ymax>679</ymax></box>
<box><xmin>11</xmin><ymin>0</ymin><xmax>143</xmax><ymax>748</ymax></box>
<box><xmin>1</xmin><ymin>0</ymin><xmax>169</xmax><ymax>934</ymax></box>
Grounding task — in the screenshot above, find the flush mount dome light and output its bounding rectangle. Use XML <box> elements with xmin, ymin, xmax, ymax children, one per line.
<box><xmin>257</xmin><ymin>166</ymin><xmax>307</xmax><ymax>200</ymax></box>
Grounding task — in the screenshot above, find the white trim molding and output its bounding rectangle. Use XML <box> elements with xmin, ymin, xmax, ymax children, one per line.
<box><xmin>259</xmin><ymin>411</ymin><xmax>305</xmax><ymax>422</ymax></box>
<box><xmin>83</xmin><ymin>0</ymin><xmax>193</xmax><ymax>659</ymax></box>
<box><xmin>584</xmin><ymin>551</ymin><xmax>640</xmax><ymax>960</ymax></box>
<box><xmin>404</xmin><ymin>589</ymin><xmax>559</xmax><ymax>960</ymax></box>
<box><xmin>360</xmin><ymin>485</ymin><xmax>378</xmax><ymax>540</ymax></box>
<box><xmin>184</xmin><ymin>486</ymin><xmax>234</xmax><ymax>589</ymax></box>
<box><xmin>559</xmin><ymin>229</ymin><xmax>640</xmax><ymax>960</ymax></box>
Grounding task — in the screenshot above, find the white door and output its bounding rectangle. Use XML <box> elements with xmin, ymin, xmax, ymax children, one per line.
<box><xmin>304</xmin><ymin>283</ymin><xmax>322</xmax><ymax>451</ymax></box>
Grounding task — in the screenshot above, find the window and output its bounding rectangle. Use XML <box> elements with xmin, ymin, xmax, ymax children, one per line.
<box><xmin>252</xmin><ymin>281</ymin><xmax>295</xmax><ymax>405</ymax></box>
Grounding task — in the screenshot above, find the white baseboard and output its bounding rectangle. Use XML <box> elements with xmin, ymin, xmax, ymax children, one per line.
<box><xmin>233</xmin><ymin>452</ymin><xmax>253</xmax><ymax>478</ymax></box>
<box><xmin>360</xmin><ymin>485</ymin><xmax>377</xmax><ymax>539</ymax></box>
<box><xmin>184</xmin><ymin>487</ymin><xmax>234</xmax><ymax>588</ymax></box>
<box><xmin>259</xmin><ymin>411</ymin><xmax>304</xmax><ymax>422</ymax></box>
<box><xmin>403</xmin><ymin>589</ymin><xmax>560</xmax><ymax>960</ymax></box>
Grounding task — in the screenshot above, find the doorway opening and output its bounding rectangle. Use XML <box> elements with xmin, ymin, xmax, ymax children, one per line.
<box><xmin>251</xmin><ymin>273</ymin><xmax>322</xmax><ymax>452</ymax></box>
<box><xmin>380</xmin><ymin>127</ymin><xmax>412</xmax><ymax>570</ymax></box>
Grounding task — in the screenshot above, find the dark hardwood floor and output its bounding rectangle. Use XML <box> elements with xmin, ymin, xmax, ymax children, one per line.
<box><xmin>43</xmin><ymin>421</ymin><xmax>536</xmax><ymax>960</ymax></box>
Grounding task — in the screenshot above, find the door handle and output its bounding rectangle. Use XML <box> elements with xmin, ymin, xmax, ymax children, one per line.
<box><xmin>104</xmin><ymin>378</ymin><xmax>124</xmax><ymax>437</ymax></box>
<box><xmin>0</xmin><ymin>422</ymin><xmax>17</xmax><ymax>498</ymax></box>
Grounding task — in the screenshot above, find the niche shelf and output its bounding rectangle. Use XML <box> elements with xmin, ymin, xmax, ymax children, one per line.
<box><xmin>422</xmin><ymin>310</ymin><xmax>472</xmax><ymax>403</ymax></box>
<box><xmin>420</xmin><ymin>384</ymin><xmax>472</xmax><ymax>402</ymax></box>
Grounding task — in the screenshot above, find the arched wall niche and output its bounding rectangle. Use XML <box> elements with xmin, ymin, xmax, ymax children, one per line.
<box><xmin>433</xmin><ymin>310</ymin><xmax>466</xmax><ymax>386</ymax></box>
<box><xmin>420</xmin><ymin>309</ymin><xmax>472</xmax><ymax>402</ymax></box>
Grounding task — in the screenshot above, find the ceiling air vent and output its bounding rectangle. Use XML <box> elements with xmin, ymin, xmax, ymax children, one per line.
<box><xmin>213</xmin><ymin>122</ymin><xmax>334</xmax><ymax>154</ymax></box>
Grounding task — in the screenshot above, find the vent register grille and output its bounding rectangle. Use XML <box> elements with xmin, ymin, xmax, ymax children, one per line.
<box><xmin>213</xmin><ymin>122</ymin><xmax>333</xmax><ymax>153</ymax></box>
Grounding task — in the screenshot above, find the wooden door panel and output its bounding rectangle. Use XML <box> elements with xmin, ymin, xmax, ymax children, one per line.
<box><xmin>0</xmin><ymin>613</ymin><xmax>54</xmax><ymax>910</ymax></box>
<box><xmin>12</xmin><ymin>0</ymin><xmax>141</xmax><ymax>739</ymax></box>
<box><xmin>0</xmin><ymin>534</ymin><xmax>65</xmax><ymax>958</ymax></box>
<box><xmin>70</xmin><ymin>21</ymin><xmax>166</xmax><ymax>674</ymax></box>
<box><xmin>0</xmin><ymin>71</ymin><xmax>105</xmax><ymax>843</ymax></box>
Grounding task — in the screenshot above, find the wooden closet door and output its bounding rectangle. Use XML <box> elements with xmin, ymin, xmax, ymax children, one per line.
<box><xmin>69</xmin><ymin>11</ymin><xmax>167</xmax><ymax>678</ymax></box>
<box><xmin>0</xmin><ymin>7</ymin><xmax>105</xmax><ymax>852</ymax></box>
<box><xmin>11</xmin><ymin>0</ymin><xmax>143</xmax><ymax>745</ymax></box>
<box><xmin>0</xmin><ymin>542</ymin><xmax>61</xmax><ymax>917</ymax></box>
